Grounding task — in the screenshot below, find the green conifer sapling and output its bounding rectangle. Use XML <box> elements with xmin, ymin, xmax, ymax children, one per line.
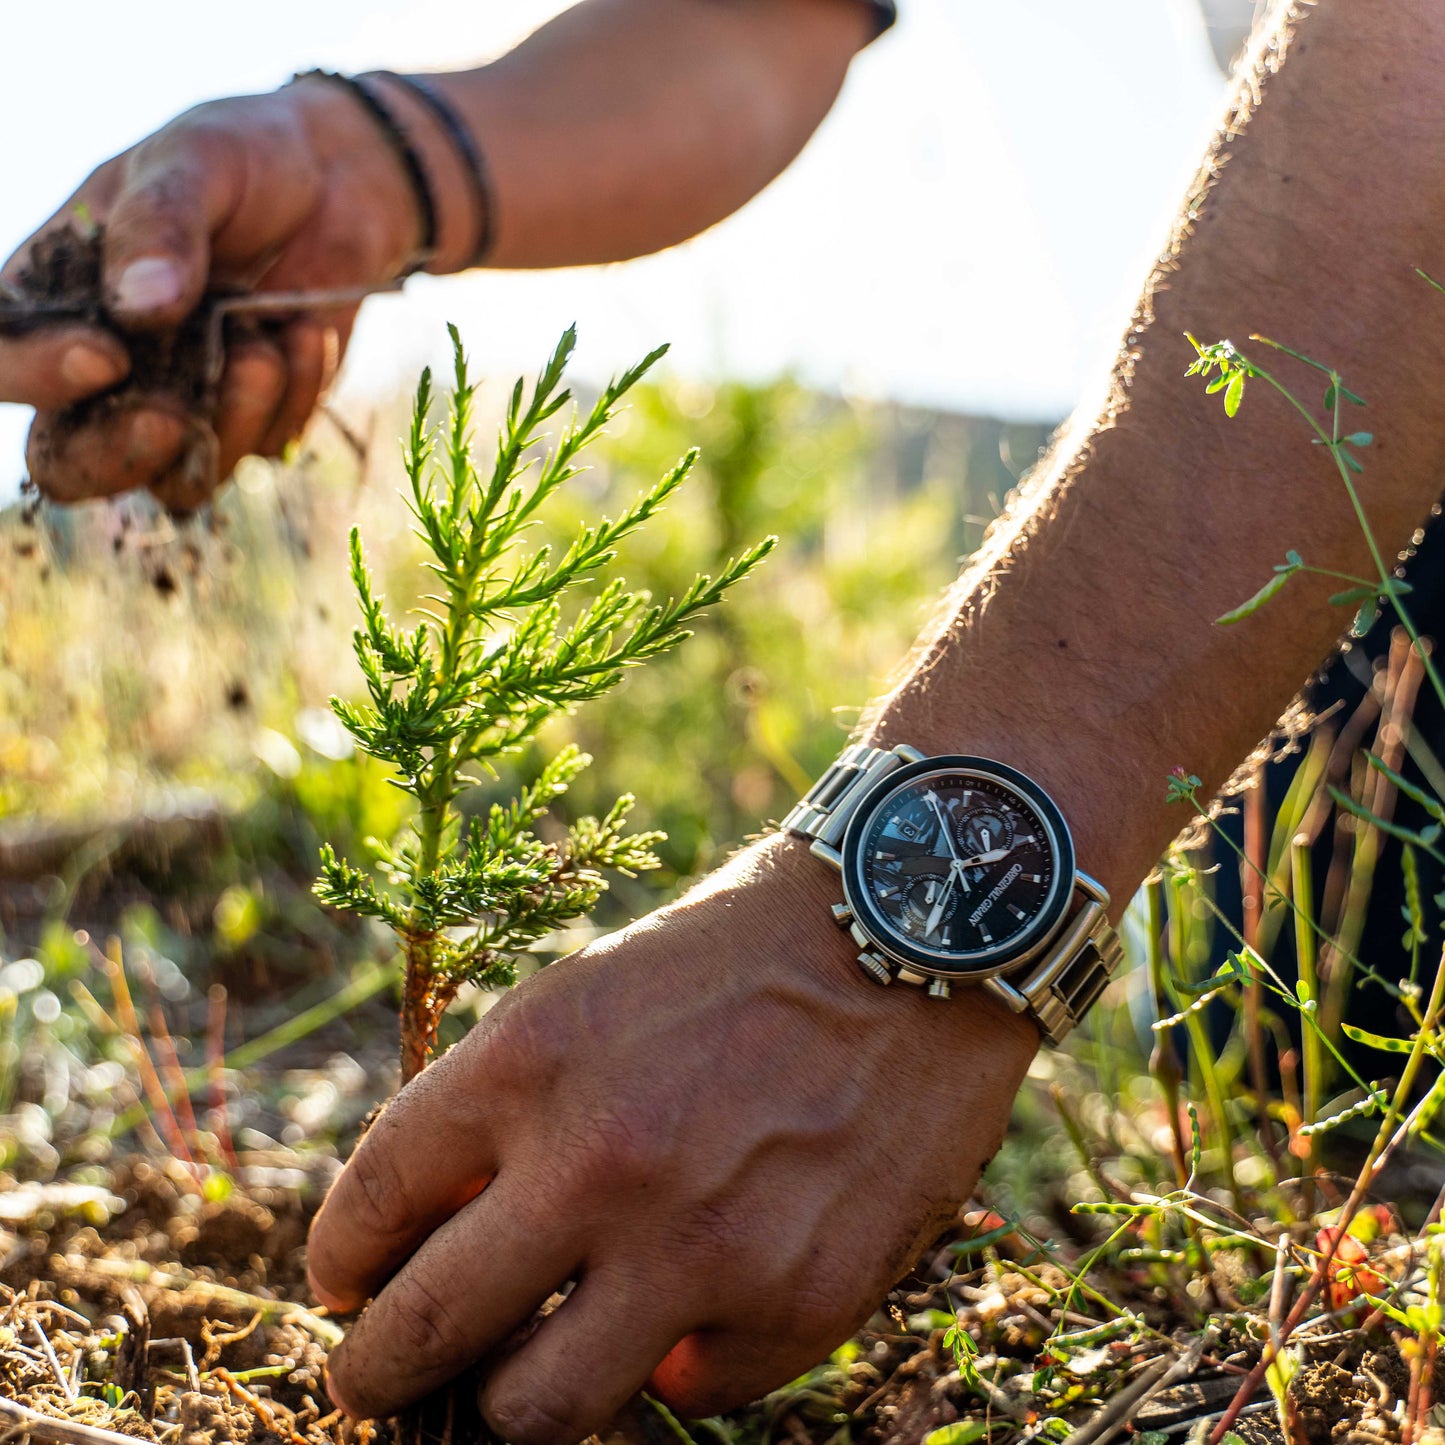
<box><xmin>315</xmin><ymin>327</ymin><xmax>773</xmax><ymax>1081</ymax></box>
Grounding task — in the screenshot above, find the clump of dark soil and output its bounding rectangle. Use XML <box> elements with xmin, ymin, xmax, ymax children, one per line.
<box><xmin>5</xmin><ymin>226</ymin><xmax>224</xmax><ymax>502</ymax></box>
<box><xmin>8</xmin><ymin>227</ymin><xmax>220</xmax><ymax>415</ymax></box>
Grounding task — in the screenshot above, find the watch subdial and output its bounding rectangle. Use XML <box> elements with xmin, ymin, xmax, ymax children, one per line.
<box><xmin>959</xmin><ymin>807</ymin><xmax>1013</xmax><ymax>859</ymax></box>
<box><xmin>901</xmin><ymin>872</ymin><xmax>959</xmax><ymax>933</ymax></box>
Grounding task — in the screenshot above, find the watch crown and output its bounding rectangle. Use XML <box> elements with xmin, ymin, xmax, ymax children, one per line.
<box><xmin>856</xmin><ymin>951</ymin><xmax>893</xmax><ymax>987</ymax></box>
<box><xmin>831</xmin><ymin>902</ymin><xmax>854</xmax><ymax>926</ymax></box>
<box><xmin>927</xmin><ymin>977</ymin><xmax>952</xmax><ymax>1000</ymax></box>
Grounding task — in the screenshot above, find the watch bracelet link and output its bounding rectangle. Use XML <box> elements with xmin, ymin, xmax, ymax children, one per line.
<box><xmin>781</xmin><ymin>744</ymin><xmax>1124</xmax><ymax>1047</ymax></box>
<box><xmin>780</xmin><ymin>742</ymin><xmax>919</xmax><ymax>857</ymax></box>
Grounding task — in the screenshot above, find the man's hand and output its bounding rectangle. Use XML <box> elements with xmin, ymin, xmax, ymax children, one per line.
<box><xmin>0</xmin><ymin>78</ymin><xmax>425</xmax><ymax>508</ymax></box>
<box><xmin>307</xmin><ymin>834</ymin><xmax>1036</xmax><ymax>1445</ymax></box>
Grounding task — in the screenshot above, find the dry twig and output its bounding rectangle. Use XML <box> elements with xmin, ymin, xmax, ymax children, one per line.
<box><xmin>0</xmin><ymin>1397</ymin><xmax>152</xmax><ymax>1445</ymax></box>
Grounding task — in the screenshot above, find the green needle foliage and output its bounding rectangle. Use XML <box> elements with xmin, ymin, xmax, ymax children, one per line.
<box><xmin>315</xmin><ymin>326</ymin><xmax>774</xmax><ymax>1080</ymax></box>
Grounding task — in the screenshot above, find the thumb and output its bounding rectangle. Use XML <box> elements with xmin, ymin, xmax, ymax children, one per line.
<box><xmin>102</xmin><ymin>128</ymin><xmax>242</xmax><ymax>329</ymax></box>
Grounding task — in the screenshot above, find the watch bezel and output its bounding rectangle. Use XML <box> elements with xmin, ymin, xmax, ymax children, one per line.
<box><xmin>840</xmin><ymin>754</ymin><xmax>1076</xmax><ymax>979</ymax></box>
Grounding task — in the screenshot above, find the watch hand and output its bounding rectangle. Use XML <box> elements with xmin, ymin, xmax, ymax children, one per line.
<box><xmin>925</xmin><ymin>793</ymin><xmax>959</xmax><ymax>861</ymax></box>
<box><xmin>924</xmin><ymin>862</ymin><xmax>961</xmax><ymax>937</ymax></box>
<box><xmin>957</xmin><ymin>845</ymin><xmax>1013</xmax><ymax>869</ymax></box>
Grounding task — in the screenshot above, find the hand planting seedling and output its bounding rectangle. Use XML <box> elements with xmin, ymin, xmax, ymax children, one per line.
<box><xmin>314</xmin><ymin>324</ymin><xmax>773</xmax><ymax>1082</ymax></box>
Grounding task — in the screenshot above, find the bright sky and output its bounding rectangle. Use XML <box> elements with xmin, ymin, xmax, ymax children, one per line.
<box><xmin>0</xmin><ymin>0</ymin><xmax>1234</xmax><ymax>492</ymax></box>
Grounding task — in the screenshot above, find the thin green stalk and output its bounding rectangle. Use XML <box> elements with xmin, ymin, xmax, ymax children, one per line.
<box><xmin>1146</xmin><ymin>878</ymin><xmax>1192</xmax><ymax>1189</ymax></box>
<box><xmin>1165</xmin><ymin>868</ymin><xmax>1240</xmax><ymax>1204</ymax></box>
<box><xmin>1187</xmin><ymin>790</ymin><xmax>1400</xmax><ymax>999</ymax></box>
<box><xmin>1290</xmin><ymin>838</ymin><xmax>1325</xmax><ymax>1151</ymax></box>
<box><xmin>1256</xmin><ymin>730</ymin><xmax>1332</xmax><ymax>964</ymax></box>
<box><xmin>1187</xmin><ymin>881</ymin><xmax>1378</xmax><ymax>1101</ymax></box>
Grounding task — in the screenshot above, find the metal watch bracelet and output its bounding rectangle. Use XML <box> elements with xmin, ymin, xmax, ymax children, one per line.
<box><xmin>781</xmin><ymin>744</ymin><xmax>1124</xmax><ymax>1047</ymax></box>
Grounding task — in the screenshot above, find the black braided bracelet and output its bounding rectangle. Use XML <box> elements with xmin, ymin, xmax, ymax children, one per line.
<box><xmin>380</xmin><ymin>72</ymin><xmax>496</xmax><ymax>269</ymax></box>
<box><xmin>292</xmin><ymin>68</ymin><xmax>439</xmax><ymax>274</ymax></box>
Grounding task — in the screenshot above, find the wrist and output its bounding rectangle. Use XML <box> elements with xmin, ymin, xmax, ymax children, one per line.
<box><xmin>287</xmin><ymin>74</ymin><xmax>425</xmax><ymax>277</ymax></box>
<box><xmin>864</xmin><ymin>674</ymin><xmax>1158</xmax><ymax>922</ymax></box>
<box><xmin>287</xmin><ymin>71</ymin><xmax>480</xmax><ymax>278</ymax></box>
<box><xmin>363</xmin><ymin>72</ymin><xmax>487</xmax><ymax>275</ymax></box>
<box><xmin>694</xmin><ymin>829</ymin><xmax>1042</xmax><ymax>1061</ymax></box>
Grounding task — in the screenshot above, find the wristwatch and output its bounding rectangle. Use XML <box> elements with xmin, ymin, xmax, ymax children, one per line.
<box><xmin>782</xmin><ymin>744</ymin><xmax>1123</xmax><ymax>1046</ymax></box>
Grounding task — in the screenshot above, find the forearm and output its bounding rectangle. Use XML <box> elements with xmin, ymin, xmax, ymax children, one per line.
<box><xmin>861</xmin><ymin>0</ymin><xmax>1445</xmax><ymax>912</ymax></box>
<box><xmin>373</xmin><ymin>0</ymin><xmax>874</xmax><ymax>272</ymax></box>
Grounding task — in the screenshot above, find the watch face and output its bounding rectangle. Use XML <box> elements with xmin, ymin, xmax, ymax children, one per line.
<box><xmin>841</xmin><ymin>756</ymin><xmax>1074</xmax><ymax>976</ymax></box>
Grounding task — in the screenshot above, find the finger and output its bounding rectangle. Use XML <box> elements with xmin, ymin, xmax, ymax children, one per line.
<box><xmin>650</xmin><ymin>1328</ymin><xmax>847</xmax><ymax>1420</ymax></box>
<box><xmin>0</xmin><ymin>325</ymin><xmax>130</xmax><ymax>409</ymax></box>
<box><xmin>102</xmin><ymin>130</ymin><xmax>245</xmax><ymax>328</ymax></box>
<box><xmin>0</xmin><ymin>159</ymin><xmax>124</xmax><ymax>292</ymax></box>
<box><xmin>257</xmin><ymin>319</ymin><xmax>333</xmax><ymax>459</ymax></box>
<box><xmin>307</xmin><ymin>1041</ymin><xmax>501</xmax><ymax>1313</ymax></box>
<box><xmin>147</xmin><ymin>429</ymin><xmax>221</xmax><ymax>516</ymax></box>
<box><xmin>27</xmin><ymin>405</ymin><xmax>187</xmax><ymax>503</ymax></box>
<box><xmin>479</xmin><ymin>1272</ymin><xmax>687</xmax><ymax>1445</ymax></box>
<box><xmin>324</xmin><ymin>1170</ymin><xmax>582</xmax><ymax>1421</ymax></box>
<box><xmin>213</xmin><ymin>337</ymin><xmax>288</xmax><ymax>480</ymax></box>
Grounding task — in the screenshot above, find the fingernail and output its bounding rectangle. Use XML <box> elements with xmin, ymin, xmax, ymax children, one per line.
<box><xmin>59</xmin><ymin>342</ymin><xmax>125</xmax><ymax>392</ymax></box>
<box><xmin>113</xmin><ymin>256</ymin><xmax>183</xmax><ymax>313</ymax></box>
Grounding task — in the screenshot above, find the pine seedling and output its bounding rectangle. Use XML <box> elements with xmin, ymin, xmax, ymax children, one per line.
<box><xmin>316</xmin><ymin>326</ymin><xmax>774</xmax><ymax>1081</ymax></box>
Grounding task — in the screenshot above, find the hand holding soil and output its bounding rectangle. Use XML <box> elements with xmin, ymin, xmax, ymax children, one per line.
<box><xmin>306</xmin><ymin>833</ymin><xmax>1037</xmax><ymax>1443</ymax></box>
<box><xmin>0</xmin><ymin>78</ymin><xmax>424</xmax><ymax>509</ymax></box>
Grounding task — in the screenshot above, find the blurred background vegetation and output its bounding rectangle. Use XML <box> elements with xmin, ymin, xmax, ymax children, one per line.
<box><xmin>0</xmin><ymin>376</ymin><xmax>1052</xmax><ymax>929</ymax></box>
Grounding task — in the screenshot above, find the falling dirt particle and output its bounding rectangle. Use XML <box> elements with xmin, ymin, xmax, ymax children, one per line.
<box><xmin>225</xmin><ymin>682</ymin><xmax>250</xmax><ymax>711</ymax></box>
<box><xmin>152</xmin><ymin>567</ymin><xmax>178</xmax><ymax>598</ymax></box>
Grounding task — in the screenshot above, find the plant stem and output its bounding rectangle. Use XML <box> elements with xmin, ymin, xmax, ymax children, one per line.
<box><xmin>1146</xmin><ymin>878</ymin><xmax>1192</xmax><ymax>1189</ymax></box>
<box><xmin>1291</xmin><ymin>836</ymin><xmax>1324</xmax><ymax>1173</ymax></box>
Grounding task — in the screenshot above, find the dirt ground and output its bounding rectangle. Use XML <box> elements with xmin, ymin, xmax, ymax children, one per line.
<box><xmin>5</xmin><ymin>1155</ymin><xmax>1436</xmax><ymax>1445</ymax></box>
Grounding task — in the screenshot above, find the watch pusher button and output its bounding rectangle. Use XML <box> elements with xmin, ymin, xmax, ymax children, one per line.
<box><xmin>855</xmin><ymin>951</ymin><xmax>893</xmax><ymax>986</ymax></box>
<box><xmin>831</xmin><ymin>902</ymin><xmax>854</xmax><ymax>925</ymax></box>
<box><xmin>927</xmin><ymin>978</ymin><xmax>952</xmax><ymax>1000</ymax></box>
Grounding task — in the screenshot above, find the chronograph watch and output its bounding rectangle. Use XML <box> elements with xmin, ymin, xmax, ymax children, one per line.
<box><xmin>782</xmin><ymin>745</ymin><xmax>1123</xmax><ymax>1046</ymax></box>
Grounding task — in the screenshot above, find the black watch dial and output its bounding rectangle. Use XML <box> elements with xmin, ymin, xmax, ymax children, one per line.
<box><xmin>841</xmin><ymin>756</ymin><xmax>1074</xmax><ymax>975</ymax></box>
